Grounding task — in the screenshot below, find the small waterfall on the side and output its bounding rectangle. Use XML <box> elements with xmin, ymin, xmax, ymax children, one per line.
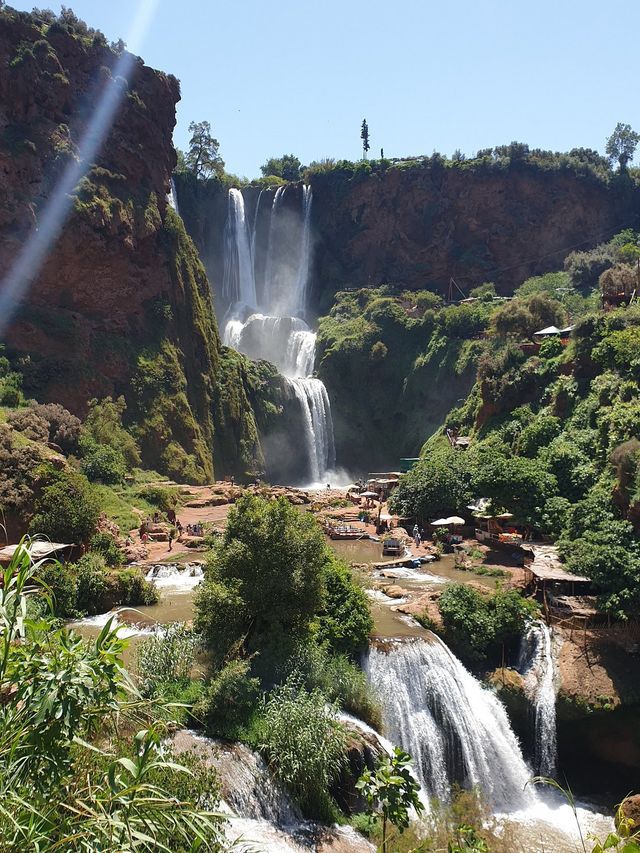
<box><xmin>518</xmin><ymin>621</ymin><xmax>557</xmax><ymax>778</ymax></box>
<box><xmin>365</xmin><ymin>637</ymin><xmax>538</xmax><ymax>812</ymax></box>
<box><xmin>220</xmin><ymin>185</ymin><xmax>335</xmax><ymax>484</ymax></box>
<box><xmin>167</xmin><ymin>177</ymin><xmax>179</xmax><ymax>214</ymax></box>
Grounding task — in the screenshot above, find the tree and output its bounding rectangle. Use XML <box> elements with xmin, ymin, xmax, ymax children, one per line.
<box><xmin>260</xmin><ymin>154</ymin><xmax>302</xmax><ymax>181</ymax></box>
<box><xmin>474</xmin><ymin>454</ymin><xmax>558</xmax><ymax>529</ymax></box>
<box><xmin>606</xmin><ymin>123</ymin><xmax>640</xmax><ymax>171</ymax></box>
<box><xmin>356</xmin><ymin>748</ymin><xmax>424</xmax><ymax>853</ymax></box>
<box><xmin>29</xmin><ymin>469</ymin><xmax>100</xmax><ymax>545</ymax></box>
<box><xmin>194</xmin><ymin>494</ymin><xmax>328</xmax><ymax>669</ymax></box>
<box><xmin>361</xmin><ymin>118</ymin><xmax>370</xmax><ymax>160</ymax></box>
<box><xmin>184</xmin><ymin>120</ymin><xmax>224</xmax><ymax>179</ymax></box>
<box><xmin>389</xmin><ymin>448</ymin><xmax>475</xmax><ymax>523</ymax></box>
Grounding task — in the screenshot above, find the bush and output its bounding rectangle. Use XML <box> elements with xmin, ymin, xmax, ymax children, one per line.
<box><xmin>438</xmin><ymin>584</ymin><xmax>536</xmax><ymax>665</ymax></box>
<box><xmin>195</xmin><ymin>659</ymin><xmax>260</xmax><ymax>739</ymax></box>
<box><xmin>259</xmin><ymin>680</ymin><xmax>347</xmax><ymax>819</ymax></box>
<box><xmin>81</xmin><ymin>444</ymin><xmax>127</xmax><ymax>484</ymax></box>
<box><xmin>136</xmin><ymin>484</ymin><xmax>180</xmax><ymax>511</ymax></box>
<box><xmin>29</xmin><ymin>402</ymin><xmax>81</xmax><ymax>453</ymax></box>
<box><xmin>137</xmin><ymin>622</ymin><xmax>199</xmax><ymax>697</ymax></box>
<box><xmin>389</xmin><ymin>447</ymin><xmax>474</xmax><ymax>521</ymax></box>
<box><xmin>36</xmin><ymin>560</ymin><xmax>79</xmax><ymax>618</ymax></box>
<box><xmin>6</xmin><ymin>408</ymin><xmax>49</xmax><ymax>443</ymax></box>
<box><xmin>81</xmin><ymin>396</ymin><xmax>140</xmax><ymax>468</ymax></box>
<box><xmin>74</xmin><ymin>553</ymin><xmax>110</xmax><ymax>615</ymax></box>
<box><xmin>315</xmin><ymin>557</ymin><xmax>373</xmax><ymax>656</ymax></box>
<box><xmin>288</xmin><ymin>643</ymin><xmax>382</xmax><ymax>730</ymax></box>
<box><xmin>89</xmin><ymin>531</ymin><xmax>123</xmax><ymax>567</ymax></box>
<box><xmin>29</xmin><ymin>469</ymin><xmax>100</xmax><ymax>545</ymax></box>
<box><xmin>115</xmin><ymin>568</ymin><xmax>159</xmax><ymax>607</ymax></box>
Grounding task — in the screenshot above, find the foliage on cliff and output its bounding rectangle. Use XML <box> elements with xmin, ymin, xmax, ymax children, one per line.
<box><xmin>391</xmin><ymin>243</ymin><xmax>640</xmax><ymax>616</ymax></box>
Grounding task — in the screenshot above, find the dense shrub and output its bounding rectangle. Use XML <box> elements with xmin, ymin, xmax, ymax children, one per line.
<box><xmin>36</xmin><ymin>559</ymin><xmax>79</xmax><ymax>618</ymax></box>
<box><xmin>389</xmin><ymin>447</ymin><xmax>474</xmax><ymax>522</ymax></box>
<box><xmin>29</xmin><ymin>402</ymin><xmax>81</xmax><ymax>453</ymax></box>
<box><xmin>438</xmin><ymin>584</ymin><xmax>536</xmax><ymax>665</ymax></box>
<box><xmin>81</xmin><ymin>444</ymin><xmax>127</xmax><ymax>484</ymax></box>
<box><xmin>29</xmin><ymin>469</ymin><xmax>100</xmax><ymax>545</ymax></box>
<box><xmin>136</xmin><ymin>484</ymin><xmax>180</xmax><ymax>511</ymax></box>
<box><xmin>6</xmin><ymin>408</ymin><xmax>49</xmax><ymax>443</ymax></box>
<box><xmin>137</xmin><ymin>622</ymin><xmax>199</xmax><ymax>697</ymax></box>
<box><xmin>315</xmin><ymin>557</ymin><xmax>373</xmax><ymax>655</ymax></box>
<box><xmin>195</xmin><ymin>659</ymin><xmax>260</xmax><ymax>740</ymax></box>
<box><xmin>115</xmin><ymin>568</ymin><xmax>159</xmax><ymax>607</ymax></box>
<box><xmin>81</xmin><ymin>396</ymin><xmax>140</xmax><ymax>468</ymax></box>
<box><xmin>88</xmin><ymin>531</ymin><xmax>123</xmax><ymax>567</ymax></box>
<box><xmin>259</xmin><ymin>680</ymin><xmax>346</xmax><ymax>819</ymax></box>
<box><xmin>74</xmin><ymin>553</ymin><xmax>110</xmax><ymax>615</ymax></box>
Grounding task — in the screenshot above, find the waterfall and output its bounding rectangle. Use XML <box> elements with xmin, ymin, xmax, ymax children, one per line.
<box><xmin>365</xmin><ymin>637</ymin><xmax>538</xmax><ymax>812</ymax></box>
<box><xmin>167</xmin><ymin>177</ymin><xmax>179</xmax><ymax>214</ymax></box>
<box><xmin>222</xmin><ymin>188</ymin><xmax>258</xmax><ymax>309</ymax></box>
<box><xmin>262</xmin><ymin>185</ymin><xmax>286</xmax><ymax>312</ymax></box>
<box><xmin>294</xmin><ymin>184</ymin><xmax>313</xmax><ymax>316</ymax></box>
<box><xmin>518</xmin><ymin>621</ymin><xmax>557</xmax><ymax>778</ymax></box>
<box><xmin>287</xmin><ymin>377</ymin><xmax>335</xmax><ymax>484</ymax></box>
<box><xmin>220</xmin><ymin>184</ymin><xmax>336</xmax><ymax>484</ymax></box>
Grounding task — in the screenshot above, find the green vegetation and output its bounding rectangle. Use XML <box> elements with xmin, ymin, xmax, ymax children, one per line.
<box><xmin>356</xmin><ymin>748</ymin><xmax>424</xmax><ymax>853</ymax></box>
<box><xmin>260</xmin><ymin>153</ymin><xmax>302</xmax><ymax>181</ymax></box>
<box><xmin>0</xmin><ymin>542</ymin><xmax>223</xmax><ymax>850</ymax></box>
<box><xmin>436</xmin><ymin>584</ymin><xmax>537</xmax><ymax>666</ymax></box>
<box><xmin>29</xmin><ymin>468</ymin><xmax>100</xmax><ymax>545</ymax></box>
<box><xmin>390</xmin><ymin>232</ymin><xmax>640</xmax><ymax>616</ymax></box>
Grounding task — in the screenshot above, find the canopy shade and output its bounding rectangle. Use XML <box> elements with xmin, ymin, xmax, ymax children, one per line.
<box><xmin>533</xmin><ymin>325</ymin><xmax>561</xmax><ymax>336</ymax></box>
<box><xmin>432</xmin><ymin>515</ymin><xmax>465</xmax><ymax>526</ymax></box>
<box><xmin>361</xmin><ymin>491</ymin><xmax>378</xmax><ymax>498</ymax></box>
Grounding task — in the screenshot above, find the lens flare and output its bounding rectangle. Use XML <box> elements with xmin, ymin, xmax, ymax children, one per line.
<box><xmin>0</xmin><ymin>0</ymin><xmax>159</xmax><ymax>339</ymax></box>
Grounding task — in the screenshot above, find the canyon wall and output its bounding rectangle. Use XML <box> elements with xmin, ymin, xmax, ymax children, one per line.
<box><xmin>0</xmin><ymin>9</ymin><xmax>272</xmax><ymax>481</ymax></box>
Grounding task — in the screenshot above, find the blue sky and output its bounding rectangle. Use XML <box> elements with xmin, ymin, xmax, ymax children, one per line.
<box><xmin>10</xmin><ymin>0</ymin><xmax>640</xmax><ymax>177</ymax></box>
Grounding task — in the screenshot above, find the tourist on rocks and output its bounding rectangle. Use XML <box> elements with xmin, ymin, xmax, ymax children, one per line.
<box><xmin>167</xmin><ymin>508</ymin><xmax>176</xmax><ymax>525</ymax></box>
<box><xmin>168</xmin><ymin>528</ymin><xmax>175</xmax><ymax>552</ymax></box>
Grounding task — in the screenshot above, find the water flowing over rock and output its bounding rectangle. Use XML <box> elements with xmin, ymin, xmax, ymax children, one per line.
<box><xmin>518</xmin><ymin>621</ymin><xmax>558</xmax><ymax>778</ymax></box>
<box><xmin>365</xmin><ymin>636</ymin><xmax>537</xmax><ymax>811</ymax></box>
<box><xmin>168</xmin><ymin>177</ymin><xmax>179</xmax><ymax>214</ymax></box>
<box><xmin>220</xmin><ymin>186</ymin><xmax>335</xmax><ymax>484</ymax></box>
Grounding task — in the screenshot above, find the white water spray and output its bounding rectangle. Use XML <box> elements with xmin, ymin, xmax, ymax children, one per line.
<box><xmin>365</xmin><ymin>636</ymin><xmax>538</xmax><ymax>811</ymax></box>
<box><xmin>518</xmin><ymin>620</ymin><xmax>558</xmax><ymax>777</ymax></box>
<box><xmin>220</xmin><ymin>185</ymin><xmax>335</xmax><ymax>483</ymax></box>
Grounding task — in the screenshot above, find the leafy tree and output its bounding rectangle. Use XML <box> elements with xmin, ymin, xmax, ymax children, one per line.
<box><xmin>184</xmin><ymin>120</ymin><xmax>224</xmax><ymax>179</ymax></box>
<box><xmin>474</xmin><ymin>454</ymin><xmax>558</xmax><ymax>529</ymax></box>
<box><xmin>606</xmin><ymin>122</ymin><xmax>640</xmax><ymax>171</ymax></box>
<box><xmin>195</xmin><ymin>659</ymin><xmax>260</xmax><ymax>740</ymax></box>
<box><xmin>194</xmin><ymin>494</ymin><xmax>328</xmax><ymax>670</ymax></box>
<box><xmin>361</xmin><ymin>118</ymin><xmax>370</xmax><ymax>160</ymax></box>
<box><xmin>29</xmin><ymin>401</ymin><xmax>81</xmax><ymax>453</ymax></box>
<box><xmin>389</xmin><ymin>448</ymin><xmax>474</xmax><ymax>522</ymax></box>
<box><xmin>81</xmin><ymin>396</ymin><xmax>140</xmax><ymax>468</ymax></box>
<box><xmin>81</xmin><ymin>443</ymin><xmax>127</xmax><ymax>484</ymax></box>
<box><xmin>260</xmin><ymin>153</ymin><xmax>302</xmax><ymax>181</ymax></box>
<box><xmin>74</xmin><ymin>553</ymin><xmax>110</xmax><ymax>615</ymax></box>
<box><xmin>315</xmin><ymin>556</ymin><xmax>373</xmax><ymax>655</ymax></box>
<box><xmin>29</xmin><ymin>469</ymin><xmax>100</xmax><ymax>545</ymax></box>
<box><xmin>356</xmin><ymin>748</ymin><xmax>424</xmax><ymax>853</ymax></box>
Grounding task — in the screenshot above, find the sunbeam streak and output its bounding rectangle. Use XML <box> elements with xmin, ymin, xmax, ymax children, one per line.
<box><xmin>0</xmin><ymin>0</ymin><xmax>159</xmax><ymax>339</ymax></box>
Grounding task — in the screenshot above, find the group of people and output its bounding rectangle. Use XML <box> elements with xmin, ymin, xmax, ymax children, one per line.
<box><xmin>185</xmin><ymin>522</ymin><xmax>204</xmax><ymax>537</ymax></box>
<box><xmin>412</xmin><ymin>524</ymin><xmax>426</xmax><ymax>547</ymax></box>
<box><xmin>137</xmin><ymin>512</ymin><xmax>204</xmax><ymax>551</ymax></box>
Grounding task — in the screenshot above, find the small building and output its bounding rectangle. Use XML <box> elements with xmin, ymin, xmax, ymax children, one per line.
<box><xmin>382</xmin><ymin>537</ymin><xmax>403</xmax><ymax>556</ymax></box>
<box><xmin>522</xmin><ymin>544</ymin><xmax>593</xmax><ymax>619</ymax></box>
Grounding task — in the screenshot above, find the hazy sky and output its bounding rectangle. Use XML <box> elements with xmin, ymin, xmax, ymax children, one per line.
<box><xmin>10</xmin><ymin>0</ymin><xmax>640</xmax><ymax>177</ymax></box>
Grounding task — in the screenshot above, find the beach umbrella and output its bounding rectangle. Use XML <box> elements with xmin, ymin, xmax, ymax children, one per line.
<box><xmin>445</xmin><ymin>516</ymin><xmax>465</xmax><ymax>526</ymax></box>
<box><xmin>431</xmin><ymin>518</ymin><xmax>450</xmax><ymax>526</ymax></box>
<box><xmin>361</xmin><ymin>491</ymin><xmax>378</xmax><ymax>498</ymax></box>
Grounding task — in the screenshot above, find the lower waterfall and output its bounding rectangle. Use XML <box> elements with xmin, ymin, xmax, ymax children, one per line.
<box><xmin>518</xmin><ymin>620</ymin><xmax>557</xmax><ymax>777</ymax></box>
<box><xmin>365</xmin><ymin>636</ymin><xmax>538</xmax><ymax>812</ymax></box>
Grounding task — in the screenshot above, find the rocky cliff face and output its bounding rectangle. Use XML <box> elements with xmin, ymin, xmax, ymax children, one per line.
<box><xmin>0</xmin><ymin>9</ymin><xmax>270</xmax><ymax>482</ymax></box>
<box><xmin>178</xmin><ymin>164</ymin><xmax>638</xmax><ymax>318</ymax></box>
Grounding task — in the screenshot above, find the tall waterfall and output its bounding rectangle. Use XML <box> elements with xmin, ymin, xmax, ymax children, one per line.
<box><xmin>518</xmin><ymin>621</ymin><xmax>557</xmax><ymax>778</ymax></box>
<box><xmin>221</xmin><ymin>185</ymin><xmax>335</xmax><ymax>484</ymax></box>
<box><xmin>365</xmin><ymin>637</ymin><xmax>538</xmax><ymax>812</ymax></box>
<box><xmin>222</xmin><ymin>188</ymin><xmax>258</xmax><ymax>310</ymax></box>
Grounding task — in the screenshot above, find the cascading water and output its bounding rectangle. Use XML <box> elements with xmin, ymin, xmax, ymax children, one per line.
<box><xmin>167</xmin><ymin>177</ymin><xmax>179</xmax><ymax>214</ymax></box>
<box><xmin>518</xmin><ymin>620</ymin><xmax>557</xmax><ymax>778</ymax></box>
<box><xmin>365</xmin><ymin>636</ymin><xmax>538</xmax><ymax>812</ymax></box>
<box><xmin>220</xmin><ymin>185</ymin><xmax>335</xmax><ymax>483</ymax></box>
<box><xmin>222</xmin><ymin>187</ymin><xmax>258</xmax><ymax>310</ymax></box>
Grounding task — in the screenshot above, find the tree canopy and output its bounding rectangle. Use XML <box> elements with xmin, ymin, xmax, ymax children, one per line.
<box><xmin>184</xmin><ymin>120</ymin><xmax>225</xmax><ymax>179</ymax></box>
<box><xmin>260</xmin><ymin>153</ymin><xmax>302</xmax><ymax>181</ymax></box>
<box><xmin>605</xmin><ymin>122</ymin><xmax>640</xmax><ymax>171</ymax></box>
